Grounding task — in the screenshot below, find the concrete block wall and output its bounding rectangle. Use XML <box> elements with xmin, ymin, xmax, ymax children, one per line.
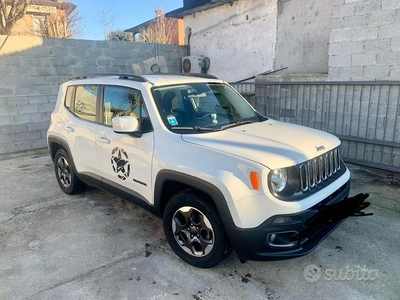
<box><xmin>0</xmin><ymin>35</ymin><xmax>188</xmax><ymax>155</ymax></box>
<box><xmin>275</xmin><ymin>0</ymin><xmax>333</xmax><ymax>75</ymax></box>
<box><xmin>329</xmin><ymin>0</ymin><xmax>400</xmax><ymax>80</ymax></box>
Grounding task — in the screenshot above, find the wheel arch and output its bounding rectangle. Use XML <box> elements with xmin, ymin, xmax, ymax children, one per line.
<box><xmin>47</xmin><ymin>136</ymin><xmax>79</xmax><ymax>175</ymax></box>
<box><xmin>48</xmin><ymin>136</ymin><xmax>70</xmax><ymax>160</ymax></box>
<box><xmin>153</xmin><ymin>170</ymin><xmax>235</xmax><ymax>234</ymax></box>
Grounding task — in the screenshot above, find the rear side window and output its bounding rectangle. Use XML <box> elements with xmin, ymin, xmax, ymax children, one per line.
<box><xmin>74</xmin><ymin>85</ymin><xmax>98</xmax><ymax>122</ymax></box>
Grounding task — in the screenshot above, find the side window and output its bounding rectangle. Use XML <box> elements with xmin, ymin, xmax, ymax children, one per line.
<box><xmin>74</xmin><ymin>85</ymin><xmax>98</xmax><ymax>122</ymax></box>
<box><xmin>103</xmin><ymin>86</ymin><xmax>153</xmax><ymax>132</ymax></box>
<box><xmin>65</xmin><ymin>86</ymin><xmax>74</xmax><ymax>112</ymax></box>
<box><xmin>103</xmin><ymin>86</ymin><xmax>140</xmax><ymax>124</ymax></box>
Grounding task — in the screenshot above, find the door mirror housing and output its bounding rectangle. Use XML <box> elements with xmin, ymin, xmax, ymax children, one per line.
<box><xmin>112</xmin><ymin>116</ymin><xmax>140</xmax><ymax>134</ymax></box>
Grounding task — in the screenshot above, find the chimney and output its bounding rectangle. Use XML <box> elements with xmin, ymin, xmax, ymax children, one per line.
<box><xmin>155</xmin><ymin>9</ymin><xmax>163</xmax><ymax>17</ymax></box>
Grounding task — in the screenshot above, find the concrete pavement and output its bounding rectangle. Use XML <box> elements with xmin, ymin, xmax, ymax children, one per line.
<box><xmin>0</xmin><ymin>150</ymin><xmax>399</xmax><ymax>300</ymax></box>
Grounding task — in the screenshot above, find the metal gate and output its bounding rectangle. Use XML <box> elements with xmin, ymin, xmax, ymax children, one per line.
<box><xmin>232</xmin><ymin>81</ymin><xmax>400</xmax><ymax>173</ymax></box>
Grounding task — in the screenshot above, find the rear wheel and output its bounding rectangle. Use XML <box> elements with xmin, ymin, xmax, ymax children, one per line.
<box><xmin>54</xmin><ymin>149</ymin><xmax>86</xmax><ymax>195</ymax></box>
<box><xmin>163</xmin><ymin>190</ymin><xmax>231</xmax><ymax>268</ymax></box>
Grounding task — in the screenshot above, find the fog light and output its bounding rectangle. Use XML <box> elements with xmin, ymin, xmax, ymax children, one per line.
<box><xmin>267</xmin><ymin>231</ymin><xmax>299</xmax><ymax>248</ymax></box>
<box><xmin>270</xmin><ymin>233</ymin><xmax>276</xmax><ymax>242</ymax></box>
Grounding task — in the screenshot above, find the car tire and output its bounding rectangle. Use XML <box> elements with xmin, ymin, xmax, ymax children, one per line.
<box><xmin>54</xmin><ymin>149</ymin><xmax>86</xmax><ymax>195</ymax></box>
<box><xmin>163</xmin><ymin>189</ymin><xmax>231</xmax><ymax>268</ymax></box>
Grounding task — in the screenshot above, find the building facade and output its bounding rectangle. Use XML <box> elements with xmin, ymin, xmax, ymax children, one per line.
<box><xmin>168</xmin><ymin>0</ymin><xmax>332</xmax><ymax>81</ymax></box>
<box><xmin>8</xmin><ymin>0</ymin><xmax>76</xmax><ymax>38</ymax></box>
<box><xmin>168</xmin><ymin>0</ymin><xmax>400</xmax><ymax>82</ymax></box>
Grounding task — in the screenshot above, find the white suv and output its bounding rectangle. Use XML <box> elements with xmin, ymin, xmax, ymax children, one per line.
<box><xmin>47</xmin><ymin>73</ymin><xmax>369</xmax><ymax>268</ymax></box>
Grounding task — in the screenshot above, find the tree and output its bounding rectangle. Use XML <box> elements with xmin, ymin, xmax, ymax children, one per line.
<box><xmin>0</xmin><ymin>0</ymin><xmax>30</xmax><ymax>35</ymax></box>
<box><xmin>97</xmin><ymin>4</ymin><xmax>115</xmax><ymax>40</ymax></box>
<box><xmin>139</xmin><ymin>13</ymin><xmax>175</xmax><ymax>44</ymax></box>
<box><xmin>61</xmin><ymin>6</ymin><xmax>83</xmax><ymax>38</ymax></box>
<box><xmin>107</xmin><ymin>30</ymin><xmax>133</xmax><ymax>42</ymax></box>
<box><xmin>38</xmin><ymin>7</ymin><xmax>83</xmax><ymax>38</ymax></box>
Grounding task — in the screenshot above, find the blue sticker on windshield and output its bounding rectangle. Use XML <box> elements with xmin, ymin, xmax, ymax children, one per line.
<box><xmin>167</xmin><ymin>116</ymin><xmax>178</xmax><ymax>126</ymax></box>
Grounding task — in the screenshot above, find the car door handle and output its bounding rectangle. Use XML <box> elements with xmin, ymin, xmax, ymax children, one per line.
<box><xmin>64</xmin><ymin>125</ymin><xmax>75</xmax><ymax>132</ymax></box>
<box><xmin>96</xmin><ymin>136</ymin><xmax>111</xmax><ymax>144</ymax></box>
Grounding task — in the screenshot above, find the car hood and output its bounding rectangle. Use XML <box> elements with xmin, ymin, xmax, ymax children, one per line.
<box><xmin>181</xmin><ymin>120</ymin><xmax>341</xmax><ymax>170</ymax></box>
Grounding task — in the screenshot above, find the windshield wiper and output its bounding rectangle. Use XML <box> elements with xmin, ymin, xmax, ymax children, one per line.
<box><xmin>170</xmin><ymin>126</ymin><xmax>221</xmax><ymax>132</ymax></box>
<box><xmin>220</xmin><ymin>120</ymin><xmax>255</xmax><ymax>130</ymax></box>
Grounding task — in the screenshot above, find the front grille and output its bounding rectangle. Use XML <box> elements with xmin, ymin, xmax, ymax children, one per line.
<box><xmin>299</xmin><ymin>148</ymin><xmax>341</xmax><ymax>192</ymax></box>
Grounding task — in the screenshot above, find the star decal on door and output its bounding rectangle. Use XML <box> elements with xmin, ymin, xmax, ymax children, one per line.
<box><xmin>111</xmin><ymin>147</ymin><xmax>130</xmax><ymax>180</ymax></box>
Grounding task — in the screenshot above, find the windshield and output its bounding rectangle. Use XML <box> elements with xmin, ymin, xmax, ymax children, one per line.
<box><xmin>152</xmin><ymin>82</ymin><xmax>264</xmax><ymax>133</ymax></box>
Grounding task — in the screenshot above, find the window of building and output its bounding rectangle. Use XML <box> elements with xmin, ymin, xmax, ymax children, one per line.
<box><xmin>33</xmin><ymin>15</ymin><xmax>46</xmax><ymax>36</ymax></box>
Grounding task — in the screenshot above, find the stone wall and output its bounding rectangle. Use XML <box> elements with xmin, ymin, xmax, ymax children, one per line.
<box><xmin>0</xmin><ymin>35</ymin><xmax>188</xmax><ymax>155</ymax></box>
<box><xmin>329</xmin><ymin>0</ymin><xmax>400</xmax><ymax>80</ymax></box>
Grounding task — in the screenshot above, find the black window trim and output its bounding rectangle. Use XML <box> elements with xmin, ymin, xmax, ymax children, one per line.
<box><xmin>64</xmin><ymin>83</ymin><xmax>154</xmax><ymax>134</ymax></box>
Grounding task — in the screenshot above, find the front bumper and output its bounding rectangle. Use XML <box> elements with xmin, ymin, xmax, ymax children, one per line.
<box><xmin>227</xmin><ymin>181</ymin><xmax>369</xmax><ymax>261</ymax></box>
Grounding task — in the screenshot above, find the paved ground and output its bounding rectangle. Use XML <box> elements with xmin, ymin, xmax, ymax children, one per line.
<box><xmin>0</xmin><ymin>150</ymin><xmax>399</xmax><ymax>300</ymax></box>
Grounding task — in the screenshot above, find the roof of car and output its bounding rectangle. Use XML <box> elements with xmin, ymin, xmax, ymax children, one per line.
<box><xmin>67</xmin><ymin>73</ymin><xmax>223</xmax><ymax>87</ymax></box>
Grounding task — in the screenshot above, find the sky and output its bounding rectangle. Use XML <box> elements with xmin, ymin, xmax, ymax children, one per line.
<box><xmin>71</xmin><ymin>0</ymin><xmax>183</xmax><ymax>40</ymax></box>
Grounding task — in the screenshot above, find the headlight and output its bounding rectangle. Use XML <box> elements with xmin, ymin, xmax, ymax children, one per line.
<box><xmin>268</xmin><ymin>167</ymin><xmax>300</xmax><ymax>198</ymax></box>
<box><xmin>270</xmin><ymin>168</ymin><xmax>287</xmax><ymax>193</ymax></box>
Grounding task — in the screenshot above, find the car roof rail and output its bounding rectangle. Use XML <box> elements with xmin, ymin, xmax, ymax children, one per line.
<box><xmin>68</xmin><ymin>73</ymin><xmax>148</xmax><ymax>82</ymax></box>
<box><xmin>183</xmin><ymin>73</ymin><xmax>219</xmax><ymax>79</ymax></box>
<box><xmin>155</xmin><ymin>72</ymin><xmax>219</xmax><ymax>79</ymax></box>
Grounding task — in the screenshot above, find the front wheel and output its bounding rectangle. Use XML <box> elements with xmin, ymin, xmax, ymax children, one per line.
<box><xmin>163</xmin><ymin>190</ymin><xmax>231</xmax><ymax>268</ymax></box>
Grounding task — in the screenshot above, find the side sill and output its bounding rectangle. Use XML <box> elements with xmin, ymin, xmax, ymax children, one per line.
<box><xmin>101</xmin><ymin>177</ymin><xmax>154</xmax><ymax>213</ymax></box>
<box><xmin>78</xmin><ymin>172</ymin><xmax>154</xmax><ymax>213</ymax></box>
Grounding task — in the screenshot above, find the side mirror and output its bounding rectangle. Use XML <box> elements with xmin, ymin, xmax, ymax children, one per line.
<box><xmin>112</xmin><ymin>116</ymin><xmax>139</xmax><ymax>134</ymax></box>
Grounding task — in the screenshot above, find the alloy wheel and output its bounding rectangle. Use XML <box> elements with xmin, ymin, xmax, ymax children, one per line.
<box><xmin>172</xmin><ymin>206</ymin><xmax>215</xmax><ymax>257</ymax></box>
<box><xmin>57</xmin><ymin>156</ymin><xmax>72</xmax><ymax>188</ymax></box>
